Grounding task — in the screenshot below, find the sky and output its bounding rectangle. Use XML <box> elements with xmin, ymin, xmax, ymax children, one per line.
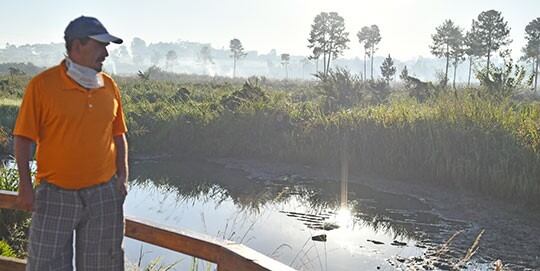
<box><xmin>1</xmin><ymin>0</ymin><xmax>539</xmax><ymax>61</ymax></box>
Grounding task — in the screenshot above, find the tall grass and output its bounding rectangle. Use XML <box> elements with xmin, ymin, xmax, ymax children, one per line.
<box><xmin>1</xmin><ymin>74</ymin><xmax>540</xmax><ymax>204</ymax></box>
<box><xmin>0</xmin><ymin>166</ymin><xmax>31</xmax><ymax>257</ymax></box>
<box><xmin>122</xmin><ymin>81</ymin><xmax>540</xmax><ymax>204</ymax></box>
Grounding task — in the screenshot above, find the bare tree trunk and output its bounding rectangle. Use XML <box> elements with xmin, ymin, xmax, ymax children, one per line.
<box><xmin>486</xmin><ymin>36</ymin><xmax>493</xmax><ymax>75</ymax></box>
<box><xmin>453</xmin><ymin>61</ymin><xmax>457</xmax><ymax>89</ymax></box>
<box><xmin>326</xmin><ymin>53</ymin><xmax>331</xmax><ymax>75</ymax></box>
<box><xmin>370</xmin><ymin>46</ymin><xmax>374</xmax><ymax>81</ymax></box>
<box><xmin>467</xmin><ymin>57</ymin><xmax>473</xmax><ymax>87</ymax></box>
<box><xmin>363</xmin><ymin>51</ymin><xmax>367</xmax><ymax>81</ymax></box>
<box><xmin>532</xmin><ymin>58</ymin><xmax>535</xmax><ymax>86</ymax></box>
<box><xmin>323</xmin><ymin>51</ymin><xmax>327</xmax><ymax>75</ymax></box>
<box><xmin>486</xmin><ymin>50</ymin><xmax>491</xmax><ymax>75</ymax></box>
<box><xmin>444</xmin><ymin>44</ymin><xmax>449</xmax><ymax>88</ymax></box>
<box><xmin>534</xmin><ymin>56</ymin><xmax>540</xmax><ymax>94</ymax></box>
<box><xmin>322</xmin><ymin>53</ymin><xmax>325</xmax><ymax>75</ymax></box>
<box><xmin>233</xmin><ymin>56</ymin><xmax>237</xmax><ymax>78</ymax></box>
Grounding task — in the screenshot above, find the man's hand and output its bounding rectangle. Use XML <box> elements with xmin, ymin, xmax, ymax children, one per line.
<box><xmin>116</xmin><ymin>174</ymin><xmax>128</xmax><ymax>196</ymax></box>
<box><xmin>17</xmin><ymin>185</ymin><xmax>34</xmax><ymax>211</ymax></box>
<box><xmin>113</xmin><ymin>134</ymin><xmax>128</xmax><ymax>197</ymax></box>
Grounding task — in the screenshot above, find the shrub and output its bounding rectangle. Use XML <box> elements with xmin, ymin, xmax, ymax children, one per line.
<box><xmin>0</xmin><ymin>167</ymin><xmax>31</xmax><ymax>257</ymax></box>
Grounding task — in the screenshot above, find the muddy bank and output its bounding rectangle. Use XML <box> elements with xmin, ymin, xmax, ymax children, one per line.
<box><xmin>212</xmin><ymin>158</ymin><xmax>540</xmax><ymax>270</ymax></box>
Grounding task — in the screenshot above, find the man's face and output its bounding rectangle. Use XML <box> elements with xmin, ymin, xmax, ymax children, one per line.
<box><xmin>71</xmin><ymin>39</ymin><xmax>109</xmax><ymax>72</ymax></box>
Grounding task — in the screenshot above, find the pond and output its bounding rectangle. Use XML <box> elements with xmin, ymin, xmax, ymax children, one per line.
<box><xmin>123</xmin><ymin>159</ymin><xmax>492</xmax><ymax>271</ymax></box>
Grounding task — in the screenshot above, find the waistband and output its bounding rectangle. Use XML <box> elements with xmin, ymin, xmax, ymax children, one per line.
<box><xmin>40</xmin><ymin>176</ymin><xmax>116</xmax><ymax>191</ymax></box>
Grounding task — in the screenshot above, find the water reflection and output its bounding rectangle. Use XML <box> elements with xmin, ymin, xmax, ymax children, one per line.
<box><xmin>130</xmin><ymin>159</ymin><xmax>452</xmax><ymax>236</ymax></box>
<box><xmin>126</xmin><ymin>159</ymin><xmax>462</xmax><ymax>270</ymax></box>
<box><xmin>335</xmin><ymin>208</ymin><xmax>353</xmax><ymax>228</ymax></box>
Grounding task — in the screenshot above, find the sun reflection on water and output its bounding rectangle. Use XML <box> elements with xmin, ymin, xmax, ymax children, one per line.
<box><xmin>335</xmin><ymin>207</ymin><xmax>353</xmax><ymax>228</ymax></box>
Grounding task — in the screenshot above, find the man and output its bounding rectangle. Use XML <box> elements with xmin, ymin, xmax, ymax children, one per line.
<box><xmin>14</xmin><ymin>16</ymin><xmax>128</xmax><ymax>270</ymax></box>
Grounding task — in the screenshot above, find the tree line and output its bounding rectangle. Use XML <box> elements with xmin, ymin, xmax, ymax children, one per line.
<box><xmin>304</xmin><ymin>10</ymin><xmax>540</xmax><ymax>92</ymax></box>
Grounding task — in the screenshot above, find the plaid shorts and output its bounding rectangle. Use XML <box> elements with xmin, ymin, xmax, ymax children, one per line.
<box><xmin>27</xmin><ymin>178</ymin><xmax>126</xmax><ymax>271</ymax></box>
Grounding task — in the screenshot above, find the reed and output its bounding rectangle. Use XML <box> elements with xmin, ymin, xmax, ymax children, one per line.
<box><xmin>1</xmin><ymin>74</ymin><xmax>540</xmax><ymax>204</ymax></box>
<box><xmin>0</xmin><ymin>167</ymin><xmax>31</xmax><ymax>257</ymax></box>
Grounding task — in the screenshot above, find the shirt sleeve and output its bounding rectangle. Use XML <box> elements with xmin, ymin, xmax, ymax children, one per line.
<box><xmin>112</xmin><ymin>81</ymin><xmax>128</xmax><ymax>136</ymax></box>
<box><xmin>13</xmin><ymin>78</ymin><xmax>41</xmax><ymax>141</ymax></box>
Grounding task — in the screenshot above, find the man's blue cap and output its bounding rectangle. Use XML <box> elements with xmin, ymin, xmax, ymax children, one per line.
<box><xmin>64</xmin><ymin>16</ymin><xmax>123</xmax><ymax>44</ymax></box>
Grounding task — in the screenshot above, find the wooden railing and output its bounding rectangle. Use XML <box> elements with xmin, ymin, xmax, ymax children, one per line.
<box><xmin>0</xmin><ymin>190</ymin><xmax>296</xmax><ymax>271</ymax></box>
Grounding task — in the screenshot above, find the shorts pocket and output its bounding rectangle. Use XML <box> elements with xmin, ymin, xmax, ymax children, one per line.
<box><xmin>32</xmin><ymin>183</ymin><xmax>48</xmax><ymax>212</ymax></box>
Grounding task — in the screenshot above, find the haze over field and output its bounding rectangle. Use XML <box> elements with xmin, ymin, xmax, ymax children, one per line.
<box><xmin>1</xmin><ymin>0</ymin><xmax>539</xmax><ymax>81</ymax></box>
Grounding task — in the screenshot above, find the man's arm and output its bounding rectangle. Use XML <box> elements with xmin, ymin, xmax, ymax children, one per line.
<box><xmin>14</xmin><ymin>135</ymin><xmax>34</xmax><ymax>211</ymax></box>
<box><xmin>113</xmin><ymin>134</ymin><xmax>128</xmax><ymax>196</ymax></box>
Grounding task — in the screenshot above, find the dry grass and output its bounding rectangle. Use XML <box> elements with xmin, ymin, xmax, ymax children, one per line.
<box><xmin>2</xmin><ymin>75</ymin><xmax>540</xmax><ymax>203</ymax></box>
<box><xmin>453</xmin><ymin>229</ymin><xmax>485</xmax><ymax>269</ymax></box>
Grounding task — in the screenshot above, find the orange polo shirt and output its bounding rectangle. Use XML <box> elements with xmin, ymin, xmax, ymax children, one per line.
<box><xmin>13</xmin><ymin>61</ymin><xmax>127</xmax><ymax>189</ymax></box>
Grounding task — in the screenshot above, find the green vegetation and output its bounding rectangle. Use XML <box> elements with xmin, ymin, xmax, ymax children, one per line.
<box><xmin>0</xmin><ymin>7</ymin><xmax>538</xmax><ymax>269</ymax></box>
<box><xmin>523</xmin><ymin>18</ymin><xmax>540</xmax><ymax>91</ymax></box>
<box><xmin>1</xmin><ymin>70</ymin><xmax>540</xmax><ymax>206</ymax></box>
<box><xmin>0</xmin><ymin>240</ymin><xmax>16</xmax><ymax>257</ymax></box>
<box><xmin>0</xmin><ymin>166</ymin><xmax>30</xmax><ymax>257</ymax></box>
<box><xmin>0</xmin><ymin>13</ymin><xmax>538</xmax><ymax>211</ymax></box>
<box><xmin>0</xmin><ymin>63</ymin><xmax>44</xmax><ymax>76</ymax></box>
<box><xmin>121</xmin><ymin>72</ymin><xmax>540</xmax><ymax>205</ymax></box>
<box><xmin>0</xmin><ymin>126</ymin><xmax>9</xmax><ymax>156</ymax></box>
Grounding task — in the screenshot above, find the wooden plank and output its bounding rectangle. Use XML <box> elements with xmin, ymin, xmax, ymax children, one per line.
<box><xmin>0</xmin><ymin>190</ymin><xmax>21</xmax><ymax>210</ymax></box>
<box><xmin>126</xmin><ymin>217</ymin><xmax>296</xmax><ymax>271</ymax></box>
<box><xmin>125</xmin><ymin>217</ymin><xmax>224</xmax><ymax>263</ymax></box>
<box><xmin>0</xmin><ymin>192</ymin><xmax>26</xmax><ymax>271</ymax></box>
<box><xmin>0</xmin><ymin>256</ymin><xmax>26</xmax><ymax>271</ymax></box>
<box><xmin>218</xmin><ymin>243</ymin><xmax>297</xmax><ymax>271</ymax></box>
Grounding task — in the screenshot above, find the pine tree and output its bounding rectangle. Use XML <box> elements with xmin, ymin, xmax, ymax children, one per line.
<box><xmin>471</xmin><ymin>10</ymin><xmax>511</xmax><ymax>74</ymax></box>
<box><xmin>380</xmin><ymin>54</ymin><xmax>396</xmax><ymax>84</ymax></box>
<box><xmin>400</xmin><ymin>65</ymin><xmax>409</xmax><ymax>81</ymax></box>
<box><xmin>358</xmin><ymin>25</ymin><xmax>381</xmax><ymax>80</ymax></box>
<box><xmin>464</xmin><ymin>24</ymin><xmax>485</xmax><ymax>87</ymax></box>
<box><xmin>524</xmin><ymin>17</ymin><xmax>540</xmax><ymax>92</ymax></box>
<box><xmin>229</xmin><ymin>38</ymin><xmax>247</xmax><ymax>78</ymax></box>
<box><xmin>430</xmin><ymin>19</ymin><xmax>464</xmax><ymax>87</ymax></box>
<box><xmin>308</xmin><ymin>12</ymin><xmax>350</xmax><ymax>76</ymax></box>
<box><xmin>357</xmin><ymin>26</ymin><xmax>371</xmax><ymax>81</ymax></box>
